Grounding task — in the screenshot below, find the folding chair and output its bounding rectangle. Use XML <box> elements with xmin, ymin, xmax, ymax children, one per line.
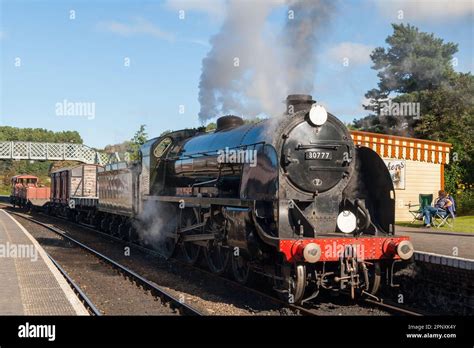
<box><xmin>433</xmin><ymin>195</ymin><xmax>456</xmax><ymax>228</ymax></box>
<box><xmin>407</xmin><ymin>194</ymin><xmax>433</xmax><ymax>223</ymax></box>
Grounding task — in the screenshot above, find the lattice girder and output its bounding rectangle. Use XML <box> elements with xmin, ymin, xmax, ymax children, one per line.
<box><xmin>0</xmin><ymin>141</ymin><xmax>112</xmax><ymax>164</ymax></box>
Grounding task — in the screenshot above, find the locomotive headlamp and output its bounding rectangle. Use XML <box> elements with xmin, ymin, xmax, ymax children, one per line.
<box><xmin>303</xmin><ymin>243</ymin><xmax>322</xmax><ymax>263</ymax></box>
<box><xmin>396</xmin><ymin>240</ymin><xmax>414</xmax><ymax>260</ymax></box>
<box><xmin>336</xmin><ymin>210</ymin><xmax>357</xmax><ymax>233</ymax></box>
<box><xmin>309</xmin><ymin>104</ymin><xmax>328</xmax><ymax>126</ymax></box>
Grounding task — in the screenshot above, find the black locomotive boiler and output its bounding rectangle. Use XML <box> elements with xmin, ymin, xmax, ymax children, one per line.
<box><xmin>50</xmin><ymin>94</ymin><xmax>414</xmax><ymax>304</ymax></box>
<box><xmin>99</xmin><ymin>94</ymin><xmax>411</xmax><ymax>303</ymax></box>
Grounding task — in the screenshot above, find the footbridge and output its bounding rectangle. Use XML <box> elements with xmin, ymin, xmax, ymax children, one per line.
<box><xmin>0</xmin><ymin>141</ymin><xmax>121</xmax><ymax>165</ymax></box>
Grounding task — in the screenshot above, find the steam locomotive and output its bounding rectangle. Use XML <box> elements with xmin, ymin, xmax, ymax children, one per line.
<box><xmin>23</xmin><ymin>94</ymin><xmax>415</xmax><ymax>304</ymax></box>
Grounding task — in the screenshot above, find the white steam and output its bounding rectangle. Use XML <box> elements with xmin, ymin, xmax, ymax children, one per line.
<box><xmin>198</xmin><ymin>0</ymin><xmax>336</xmax><ymax>122</ymax></box>
<box><xmin>134</xmin><ymin>200</ymin><xmax>177</xmax><ymax>251</ymax></box>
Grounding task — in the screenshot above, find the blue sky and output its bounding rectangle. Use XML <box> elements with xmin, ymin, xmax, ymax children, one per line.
<box><xmin>1</xmin><ymin>0</ymin><xmax>472</xmax><ymax>148</ymax></box>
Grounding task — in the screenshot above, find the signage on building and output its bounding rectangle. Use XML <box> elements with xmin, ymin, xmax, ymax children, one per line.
<box><xmin>384</xmin><ymin>160</ymin><xmax>406</xmax><ymax>190</ymax></box>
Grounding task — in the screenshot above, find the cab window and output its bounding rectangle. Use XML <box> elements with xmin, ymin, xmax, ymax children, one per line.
<box><xmin>153</xmin><ymin>138</ymin><xmax>172</xmax><ymax>158</ymax></box>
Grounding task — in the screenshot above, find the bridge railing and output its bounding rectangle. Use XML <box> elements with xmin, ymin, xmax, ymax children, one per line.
<box><xmin>0</xmin><ymin>141</ymin><xmax>112</xmax><ymax>165</ymax></box>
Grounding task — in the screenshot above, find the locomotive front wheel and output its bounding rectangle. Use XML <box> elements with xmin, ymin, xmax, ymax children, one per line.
<box><xmin>369</xmin><ymin>261</ymin><xmax>381</xmax><ymax>295</ymax></box>
<box><xmin>204</xmin><ymin>242</ymin><xmax>230</xmax><ymax>275</ymax></box>
<box><xmin>180</xmin><ymin>209</ymin><xmax>201</xmax><ymax>265</ymax></box>
<box><xmin>291</xmin><ymin>264</ymin><xmax>306</xmax><ymax>304</ymax></box>
<box><xmin>275</xmin><ymin>264</ymin><xmax>306</xmax><ymax>304</ymax></box>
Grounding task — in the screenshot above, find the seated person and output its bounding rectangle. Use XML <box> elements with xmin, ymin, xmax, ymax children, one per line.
<box><xmin>422</xmin><ymin>190</ymin><xmax>452</xmax><ymax>227</ymax></box>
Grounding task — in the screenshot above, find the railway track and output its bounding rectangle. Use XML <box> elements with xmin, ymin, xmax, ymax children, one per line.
<box><xmin>8</xmin><ymin>210</ymin><xmax>203</xmax><ymax>316</ymax></box>
<box><xmin>32</xmin><ymin>212</ymin><xmax>341</xmax><ymax>316</ymax></box>
<box><xmin>10</xmin><ymin>209</ymin><xmax>306</xmax><ymax>315</ymax></box>
<box><xmin>47</xmin><ymin>253</ymin><xmax>102</xmax><ymax>316</ymax></box>
<box><xmin>362</xmin><ymin>298</ymin><xmax>424</xmax><ymax>316</ymax></box>
<box><xmin>7</xmin><ymin>207</ymin><xmax>423</xmax><ymax>316</ymax></box>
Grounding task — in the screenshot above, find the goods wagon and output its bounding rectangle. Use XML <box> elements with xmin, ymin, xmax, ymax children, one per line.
<box><xmin>49</xmin><ymin>164</ymin><xmax>101</xmax><ymax>221</ymax></box>
<box><xmin>95</xmin><ymin>162</ymin><xmax>141</xmax><ymax>235</ymax></box>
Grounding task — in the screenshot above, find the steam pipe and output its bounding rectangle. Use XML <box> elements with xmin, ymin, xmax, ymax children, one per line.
<box><xmin>251</xmin><ymin>203</ymin><xmax>280</xmax><ymax>247</ymax></box>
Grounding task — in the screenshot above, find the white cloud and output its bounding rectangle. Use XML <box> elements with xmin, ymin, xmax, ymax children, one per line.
<box><xmin>326</xmin><ymin>42</ymin><xmax>375</xmax><ymax>66</ymax></box>
<box><xmin>164</xmin><ymin>0</ymin><xmax>227</xmax><ymax>18</ymax></box>
<box><xmin>98</xmin><ymin>17</ymin><xmax>174</xmax><ymax>41</ymax></box>
<box><xmin>374</xmin><ymin>0</ymin><xmax>473</xmax><ymax>22</ymax></box>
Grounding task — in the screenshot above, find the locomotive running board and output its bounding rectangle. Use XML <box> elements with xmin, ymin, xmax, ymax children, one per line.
<box><xmin>181</xmin><ymin>233</ymin><xmax>215</xmax><ymax>242</ymax></box>
<box><xmin>159</xmin><ymin>231</ymin><xmax>215</xmax><ymax>242</ymax></box>
<box><xmin>144</xmin><ymin>195</ymin><xmax>254</xmax><ymax>207</ymax></box>
<box><xmin>177</xmin><ymin>222</ymin><xmax>206</xmax><ymax>234</ymax></box>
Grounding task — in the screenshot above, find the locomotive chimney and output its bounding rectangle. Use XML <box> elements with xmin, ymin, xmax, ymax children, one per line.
<box><xmin>216</xmin><ymin>115</ymin><xmax>244</xmax><ymax>131</ymax></box>
<box><xmin>286</xmin><ymin>94</ymin><xmax>316</xmax><ymax>114</ymax></box>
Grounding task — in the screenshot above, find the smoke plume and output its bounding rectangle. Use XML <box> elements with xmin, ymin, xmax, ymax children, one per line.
<box><xmin>198</xmin><ymin>0</ymin><xmax>335</xmax><ymax>122</ymax></box>
<box><xmin>283</xmin><ymin>0</ymin><xmax>334</xmax><ymax>94</ymax></box>
<box><xmin>134</xmin><ymin>200</ymin><xmax>177</xmax><ymax>253</ymax></box>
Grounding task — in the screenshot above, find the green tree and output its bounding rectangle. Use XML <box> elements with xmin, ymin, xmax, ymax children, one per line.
<box><xmin>356</xmin><ymin>23</ymin><xmax>459</xmax><ymax>134</ymax></box>
<box><xmin>370</xmin><ymin>23</ymin><xmax>457</xmax><ymax>95</ymax></box>
<box><xmin>205</xmin><ymin>122</ymin><xmax>217</xmax><ymax>132</ymax></box>
<box><xmin>409</xmin><ymin>73</ymin><xmax>474</xmax><ymax>191</ymax></box>
<box><xmin>129</xmin><ymin>125</ymin><xmax>148</xmax><ymax>161</ymax></box>
<box><xmin>0</xmin><ymin>127</ymin><xmax>82</xmax><ymax>143</ymax></box>
<box><xmin>353</xmin><ymin>23</ymin><xmax>473</xmax><ymax>212</ymax></box>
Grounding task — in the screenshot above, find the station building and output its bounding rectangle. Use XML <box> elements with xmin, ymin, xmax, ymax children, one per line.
<box><xmin>350</xmin><ymin>130</ymin><xmax>452</xmax><ymax>221</ymax></box>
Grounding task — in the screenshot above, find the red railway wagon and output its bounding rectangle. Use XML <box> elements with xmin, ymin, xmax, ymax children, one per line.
<box><xmin>10</xmin><ymin>175</ymin><xmax>51</xmax><ymax>208</ymax></box>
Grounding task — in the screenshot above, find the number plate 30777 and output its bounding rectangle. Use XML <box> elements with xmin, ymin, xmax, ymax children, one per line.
<box><xmin>305</xmin><ymin>151</ymin><xmax>332</xmax><ymax>160</ymax></box>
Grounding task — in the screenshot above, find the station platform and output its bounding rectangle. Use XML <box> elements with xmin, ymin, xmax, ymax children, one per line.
<box><xmin>0</xmin><ymin>209</ymin><xmax>89</xmax><ymax>315</ymax></box>
<box><xmin>396</xmin><ymin>225</ymin><xmax>474</xmax><ymax>269</ymax></box>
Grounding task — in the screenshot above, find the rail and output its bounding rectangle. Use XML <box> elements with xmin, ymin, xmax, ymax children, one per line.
<box><xmin>9</xmin><ymin>211</ymin><xmax>203</xmax><ymax>316</ymax></box>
